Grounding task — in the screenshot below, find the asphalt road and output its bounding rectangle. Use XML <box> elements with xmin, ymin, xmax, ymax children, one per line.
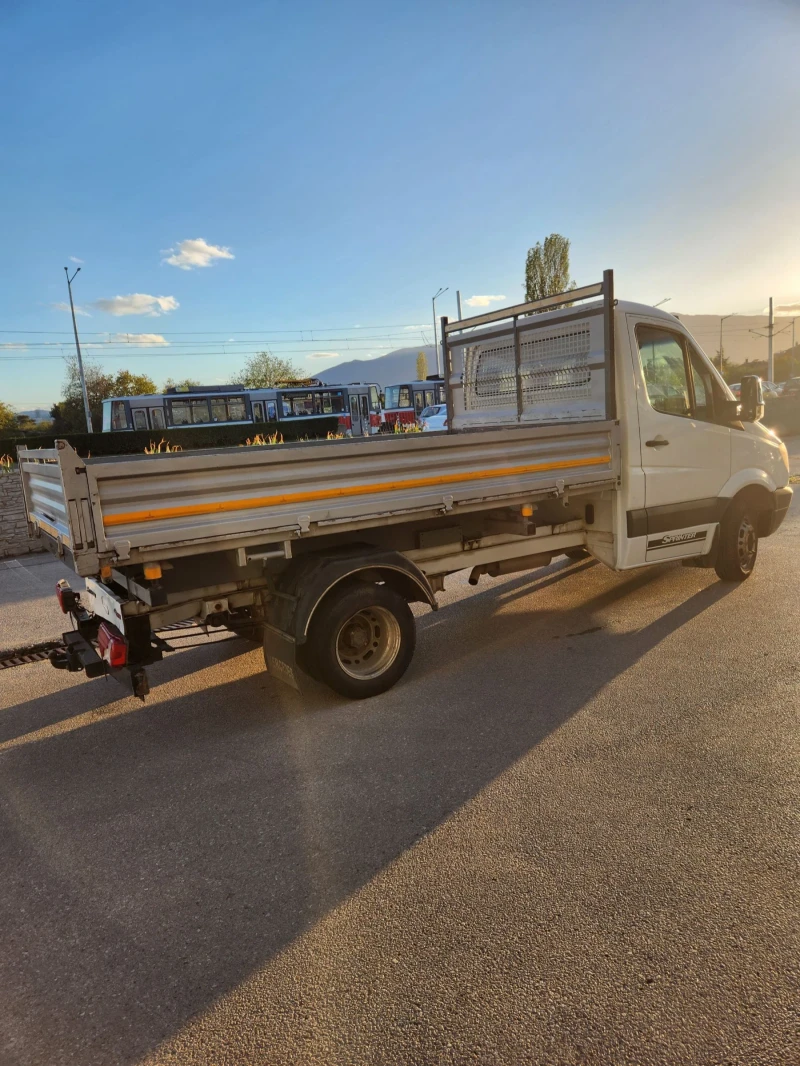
<box><xmin>1</xmin><ymin>487</ymin><xmax>799</xmax><ymax>1064</ymax></box>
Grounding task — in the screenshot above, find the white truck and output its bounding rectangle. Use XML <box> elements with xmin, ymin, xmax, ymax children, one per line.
<box><xmin>18</xmin><ymin>272</ymin><xmax>791</xmax><ymax>699</ymax></box>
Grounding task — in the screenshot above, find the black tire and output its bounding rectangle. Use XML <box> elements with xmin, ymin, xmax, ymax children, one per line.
<box><xmin>564</xmin><ymin>547</ymin><xmax>589</xmax><ymax>561</ymax></box>
<box><xmin>714</xmin><ymin>498</ymin><xmax>759</xmax><ymax>582</ymax></box>
<box><xmin>303</xmin><ymin>581</ymin><xmax>416</xmax><ymax>699</ymax></box>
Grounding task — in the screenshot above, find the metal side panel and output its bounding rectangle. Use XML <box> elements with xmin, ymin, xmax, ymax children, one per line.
<box><xmin>82</xmin><ymin>422</ymin><xmax>619</xmax><ymax>554</ymax></box>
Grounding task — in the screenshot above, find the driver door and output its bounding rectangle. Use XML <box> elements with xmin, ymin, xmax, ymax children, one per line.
<box><xmin>631</xmin><ymin>318</ymin><xmax>731</xmax><ymax>561</ymax></box>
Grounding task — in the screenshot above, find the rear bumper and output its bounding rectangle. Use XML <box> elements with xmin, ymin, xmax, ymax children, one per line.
<box><xmin>766</xmin><ymin>486</ymin><xmax>793</xmax><ymax>535</ymax></box>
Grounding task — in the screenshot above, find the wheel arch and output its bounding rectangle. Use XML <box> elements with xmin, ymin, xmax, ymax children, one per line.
<box><xmin>300</xmin><ymin>564</ymin><xmax>434</xmax><ymax>641</ymax></box>
<box><xmin>719</xmin><ymin>468</ymin><xmax>782</xmax><ymax>538</ymax></box>
<box><xmin>728</xmin><ymin>483</ymin><xmax>779</xmax><ymax>537</ymax></box>
<box><xmin>266</xmin><ymin>548</ymin><xmax>437</xmax><ymax>645</ymax></box>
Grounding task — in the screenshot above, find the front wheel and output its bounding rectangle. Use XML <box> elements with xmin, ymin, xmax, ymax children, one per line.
<box><xmin>714</xmin><ymin>500</ymin><xmax>759</xmax><ymax>582</ymax></box>
<box><xmin>302</xmin><ymin>582</ymin><xmax>416</xmax><ymax>698</ymax></box>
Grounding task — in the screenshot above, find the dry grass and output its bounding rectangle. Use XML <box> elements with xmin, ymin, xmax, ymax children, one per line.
<box><xmin>144</xmin><ymin>439</ymin><xmax>183</xmax><ymax>454</ymax></box>
<box><xmin>242</xmin><ymin>432</ymin><xmax>284</xmax><ymax>447</ymax></box>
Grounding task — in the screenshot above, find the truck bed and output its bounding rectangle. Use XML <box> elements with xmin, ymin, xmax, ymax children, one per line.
<box><xmin>19</xmin><ymin>422</ymin><xmax>619</xmax><ymax>577</ymax></box>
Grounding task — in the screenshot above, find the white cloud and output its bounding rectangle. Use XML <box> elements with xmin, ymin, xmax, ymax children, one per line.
<box><xmin>51</xmin><ymin>300</ymin><xmax>91</xmax><ymax>317</ymax></box>
<box><xmin>404</xmin><ymin>324</ymin><xmax>428</xmax><ymax>330</ymax></box>
<box><xmin>92</xmin><ymin>293</ymin><xmax>179</xmax><ymax>317</ymax></box>
<box><xmin>69</xmin><ymin>256</ymin><xmax>84</xmax><ymax>264</ymax></box>
<box><xmin>162</xmin><ymin>238</ymin><xmax>234</xmax><ymax>270</ymax></box>
<box><xmin>773</xmin><ymin>302</ymin><xmax>800</xmax><ymax>316</ymax></box>
<box><xmin>0</xmin><ymin>343</ymin><xmax>28</xmax><ymax>351</ymax></box>
<box><xmin>108</xmin><ymin>332</ymin><xmax>169</xmax><ymax>346</ymax></box>
<box><xmin>308</xmin><ymin>351</ymin><xmax>341</xmax><ymax>359</ymax></box>
<box><xmin>464</xmin><ymin>294</ymin><xmax>507</xmax><ymax>308</ymax></box>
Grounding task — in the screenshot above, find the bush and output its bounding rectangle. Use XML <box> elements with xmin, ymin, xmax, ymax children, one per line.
<box><xmin>5</xmin><ymin>417</ymin><xmax>339</xmax><ymax>460</ymax></box>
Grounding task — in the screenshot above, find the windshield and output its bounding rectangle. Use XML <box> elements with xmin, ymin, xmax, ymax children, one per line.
<box><xmin>420</xmin><ymin>406</ymin><xmax>441</xmax><ymax>417</ymax></box>
<box><xmin>384</xmin><ymin>385</ymin><xmax>411</xmax><ymax>410</ymax></box>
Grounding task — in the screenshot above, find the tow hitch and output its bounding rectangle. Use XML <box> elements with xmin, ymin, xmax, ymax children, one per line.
<box><xmin>48</xmin><ymin>630</ymin><xmax>109</xmax><ymax>678</ymax></box>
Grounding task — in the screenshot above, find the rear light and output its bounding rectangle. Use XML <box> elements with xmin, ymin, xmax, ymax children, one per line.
<box><xmin>98</xmin><ymin>622</ymin><xmax>128</xmax><ymax>669</ymax></box>
<box><xmin>55</xmin><ymin>579</ymin><xmax>77</xmax><ymax>614</ymax></box>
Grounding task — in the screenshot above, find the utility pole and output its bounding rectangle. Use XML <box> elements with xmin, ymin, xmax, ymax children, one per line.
<box><xmin>718</xmin><ymin>313</ymin><xmax>737</xmax><ymax>373</ymax></box>
<box><xmin>767</xmin><ymin>296</ymin><xmax>774</xmax><ymax>383</ymax></box>
<box><xmin>432</xmin><ymin>287</ymin><xmax>448</xmax><ymax>376</ymax></box>
<box><xmin>64</xmin><ymin>266</ymin><xmax>93</xmax><ymax>432</ymax></box>
<box><xmin>792</xmin><ymin>318</ymin><xmax>796</xmax><ymax>379</ymax></box>
<box><xmin>456</xmin><ymin>290</ymin><xmax>463</xmax><ymax>321</ymax></box>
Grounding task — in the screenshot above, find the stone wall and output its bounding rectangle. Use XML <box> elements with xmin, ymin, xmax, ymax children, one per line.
<box><xmin>0</xmin><ymin>470</ymin><xmax>46</xmax><ymax>559</ymax></box>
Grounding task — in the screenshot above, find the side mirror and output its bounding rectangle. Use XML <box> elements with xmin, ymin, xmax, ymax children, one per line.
<box><xmin>740</xmin><ymin>375</ymin><xmax>764</xmax><ymax>423</ymax></box>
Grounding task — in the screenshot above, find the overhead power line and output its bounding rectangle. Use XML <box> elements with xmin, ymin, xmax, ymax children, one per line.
<box><xmin>0</xmin><ymin>345</ymin><xmax>408</xmax><ymax>362</ymax></box>
<box><xmin>0</xmin><ymin>333</ymin><xmax>427</xmax><ymax>349</ymax></box>
<box><xmin>0</xmin><ymin>322</ymin><xmax>428</xmax><ymax>336</ymax></box>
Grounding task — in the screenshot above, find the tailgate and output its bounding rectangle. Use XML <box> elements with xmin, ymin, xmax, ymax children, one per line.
<box><xmin>17</xmin><ymin>445</ymin><xmax>98</xmax><ymax>568</ymax></box>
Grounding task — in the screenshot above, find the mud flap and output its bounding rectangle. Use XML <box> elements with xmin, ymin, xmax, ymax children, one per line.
<box><xmin>263</xmin><ymin>627</ymin><xmax>301</xmax><ymax>691</ymax></box>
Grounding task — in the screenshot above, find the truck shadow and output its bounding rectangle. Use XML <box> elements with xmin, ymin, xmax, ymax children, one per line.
<box><xmin>0</xmin><ymin>561</ymin><xmax>736</xmax><ymax>1065</ymax></box>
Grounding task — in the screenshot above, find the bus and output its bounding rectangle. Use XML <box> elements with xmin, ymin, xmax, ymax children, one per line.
<box><xmin>382</xmin><ymin>376</ymin><xmax>446</xmax><ymax>429</ymax></box>
<box><xmin>101</xmin><ymin>381</ymin><xmax>383</xmax><ymax>436</ymax></box>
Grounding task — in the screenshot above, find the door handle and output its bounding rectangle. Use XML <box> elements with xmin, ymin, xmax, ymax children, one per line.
<box><xmin>645</xmin><ymin>437</ymin><xmax>669</xmax><ymax>448</ymax></box>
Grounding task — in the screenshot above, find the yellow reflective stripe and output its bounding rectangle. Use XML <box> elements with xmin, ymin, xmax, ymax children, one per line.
<box><xmin>103</xmin><ymin>454</ymin><xmax>611</xmax><ymax>529</ymax></box>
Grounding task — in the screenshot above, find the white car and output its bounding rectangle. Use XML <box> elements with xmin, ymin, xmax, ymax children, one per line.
<box><xmin>418</xmin><ymin>404</ymin><xmax>448</xmax><ymax>431</ymax></box>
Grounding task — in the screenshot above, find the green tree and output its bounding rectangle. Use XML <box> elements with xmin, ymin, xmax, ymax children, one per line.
<box><xmin>14</xmin><ymin>413</ymin><xmax>37</xmax><ymax>432</ymax></box>
<box><xmin>0</xmin><ymin>401</ymin><xmax>17</xmax><ymax>430</ymax></box>
<box><xmin>416</xmin><ymin>351</ymin><xmax>428</xmax><ymax>381</ymax></box>
<box><xmin>163</xmin><ymin>377</ymin><xmax>201</xmax><ymax>391</ymax></box>
<box><xmin>238</xmin><ymin>351</ymin><xmax>302</xmax><ymax>388</ymax></box>
<box><xmin>111</xmin><ymin>370</ymin><xmax>157</xmax><ymax>396</ymax></box>
<box><xmin>53</xmin><ymin>356</ymin><xmax>114</xmax><ymax>433</ymax></box>
<box><xmin>54</xmin><ymin>358</ymin><xmax>157</xmax><ymax>433</ymax></box>
<box><xmin>524</xmin><ymin>233</ymin><xmax>575</xmax><ymax>303</ymax></box>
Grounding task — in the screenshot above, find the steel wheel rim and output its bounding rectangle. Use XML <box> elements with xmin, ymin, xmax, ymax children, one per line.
<box><xmin>737</xmin><ymin>515</ymin><xmax>757</xmax><ymax>572</ymax></box>
<box><xmin>335</xmin><ymin>606</ymin><xmax>401</xmax><ymax>680</ymax></box>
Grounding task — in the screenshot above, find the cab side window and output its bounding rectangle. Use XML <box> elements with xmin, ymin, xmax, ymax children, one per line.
<box><xmin>637</xmin><ymin>326</ymin><xmax>691</xmax><ymax>418</ymax></box>
<box><xmin>688</xmin><ymin>347</ymin><xmax>715</xmax><ymax>423</ymax></box>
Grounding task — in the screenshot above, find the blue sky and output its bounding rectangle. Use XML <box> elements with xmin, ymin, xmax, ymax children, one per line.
<box><xmin>2</xmin><ymin>0</ymin><xmax>799</xmax><ymax>409</ymax></box>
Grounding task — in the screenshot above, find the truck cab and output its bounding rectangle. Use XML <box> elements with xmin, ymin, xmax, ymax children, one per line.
<box><xmin>613</xmin><ymin>303</ymin><xmax>789</xmax><ymax>568</ymax></box>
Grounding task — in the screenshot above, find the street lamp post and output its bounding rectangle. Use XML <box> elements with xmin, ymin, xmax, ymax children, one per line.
<box><xmin>64</xmin><ymin>266</ymin><xmax>93</xmax><ymax>433</ymax></box>
<box><xmin>718</xmin><ymin>313</ymin><xmax>737</xmax><ymax>373</ymax></box>
<box><xmin>792</xmin><ymin>318</ymin><xmax>797</xmax><ymax>380</ymax></box>
<box><xmin>432</xmin><ymin>287</ymin><xmax>448</xmax><ymax>377</ymax></box>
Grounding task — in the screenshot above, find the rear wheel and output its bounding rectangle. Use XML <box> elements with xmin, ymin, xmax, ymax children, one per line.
<box><xmin>714</xmin><ymin>499</ymin><xmax>759</xmax><ymax>582</ymax></box>
<box><xmin>303</xmin><ymin>582</ymin><xmax>415</xmax><ymax>698</ymax></box>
